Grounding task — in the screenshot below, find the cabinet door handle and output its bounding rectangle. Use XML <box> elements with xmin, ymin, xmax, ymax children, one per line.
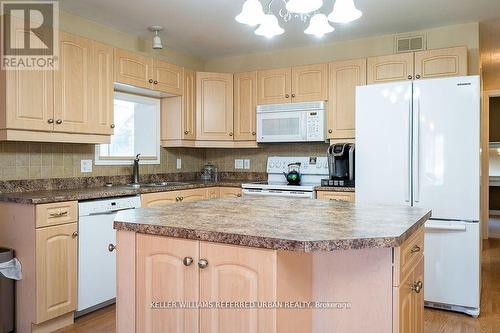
<box><xmin>184</xmin><ymin>130</ymin><xmax>189</xmax><ymax>135</ymax></box>
<box><xmin>291</xmin><ymin>93</ymin><xmax>296</xmax><ymax>98</ymax></box>
<box><xmin>72</xmin><ymin>231</ymin><xmax>78</xmax><ymax>238</ymax></box>
<box><xmin>411</xmin><ymin>280</ymin><xmax>423</xmax><ymax>293</ymax></box>
<box><xmin>237</xmin><ymin>194</ymin><xmax>242</xmax><ymax>197</ymax></box>
<box><xmin>183</xmin><ymin>257</ymin><xmax>193</xmax><ymax>266</ymax></box>
<box><xmin>108</xmin><ymin>244</ymin><xmax>116</xmax><ymax>252</ymax></box>
<box><xmin>252</xmin><ymin>131</ymin><xmax>256</xmax><ymax>136</ymax></box>
<box><xmin>56</xmin><ymin>119</ymin><xmax>63</xmax><ymax>125</ymax></box>
<box><xmin>415</xmin><ymin>74</ymin><xmax>421</xmax><ymax>79</ymax></box>
<box><xmin>175</xmin><ymin>197</ymin><xmax>180</xmax><ymax>202</ymax></box>
<box><xmin>328</xmin><ymin>129</ymin><xmax>333</xmax><ymax>134</ymax></box>
<box><xmin>228</xmin><ymin>132</ymin><xmax>233</xmax><ymax>136</ymax></box>
<box><xmin>49</xmin><ymin>211</ymin><xmax>68</xmax><ymax>218</ymax></box>
<box><xmin>154</xmin><ymin>80</ymin><xmax>158</xmax><ymax>85</ymax></box>
<box><xmin>198</xmin><ymin>258</ymin><xmax>209</xmax><ymax>269</ymax></box>
<box><xmin>149</xmin><ymin>79</ymin><xmax>154</xmax><ymax>83</ymax></box>
<box><xmin>410</xmin><ymin>245</ymin><xmax>421</xmax><ymax>253</ymax></box>
<box><xmin>408</xmin><ymin>75</ymin><xmax>413</xmax><ymax>80</ymax></box>
<box><xmin>110</xmin><ymin>123</ymin><xmax>115</xmax><ymax>129</ymax></box>
<box><xmin>285</xmin><ymin>94</ymin><xmax>290</xmax><ymax>98</ymax></box>
<box><xmin>47</xmin><ymin>118</ymin><xmax>54</xmax><ymax>124</ymax></box>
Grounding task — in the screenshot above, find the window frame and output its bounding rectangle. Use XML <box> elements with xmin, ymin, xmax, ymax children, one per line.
<box><xmin>95</xmin><ymin>92</ymin><xmax>161</xmax><ymax>166</ymax></box>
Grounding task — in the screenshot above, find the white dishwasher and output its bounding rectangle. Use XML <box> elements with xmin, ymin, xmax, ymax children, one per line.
<box><xmin>76</xmin><ymin>195</ymin><xmax>141</xmax><ymax>316</ymax></box>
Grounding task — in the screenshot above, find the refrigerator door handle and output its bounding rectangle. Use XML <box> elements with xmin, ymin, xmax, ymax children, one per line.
<box><xmin>406</xmin><ymin>99</ymin><xmax>412</xmax><ymax>202</ymax></box>
<box><xmin>414</xmin><ymin>97</ymin><xmax>421</xmax><ymax>203</ymax></box>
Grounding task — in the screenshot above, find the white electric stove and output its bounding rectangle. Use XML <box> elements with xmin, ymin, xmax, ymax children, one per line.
<box><xmin>242</xmin><ymin>156</ymin><xmax>329</xmax><ymax>198</ymax></box>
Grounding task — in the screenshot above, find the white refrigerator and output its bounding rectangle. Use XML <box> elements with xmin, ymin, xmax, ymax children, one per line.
<box><xmin>355</xmin><ymin>75</ymin><xmax>481</xmax><ymax>317</ymax></box>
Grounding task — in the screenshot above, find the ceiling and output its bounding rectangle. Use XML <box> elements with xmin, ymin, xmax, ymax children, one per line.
<box><xmin>60</xmin><ymin>0</ymin><xmax>500</xmax><ymax>60</ymax></box>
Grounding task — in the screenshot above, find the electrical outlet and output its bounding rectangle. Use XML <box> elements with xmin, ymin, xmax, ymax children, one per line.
<box><xmin>80</xmin><ymin>160</ymin><xmax>93</xmax><ymax>173</ymax></box>
<box><xmin>176</xmin><ymin>158</ymin><xmax>182</xmax><ymax>169</ymax></box>
<box><xmin>244</xmin><ymin>159</ymin><xmax>250</xmax><ymax>170</ymax></box>
<box><xmin>235</xmin><ymin>159</ymin><xmax>244</xmax><ymax>169</ymax></box>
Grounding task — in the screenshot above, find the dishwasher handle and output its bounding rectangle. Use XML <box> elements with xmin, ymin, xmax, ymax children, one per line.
<box><xmin>87</xmin><ymin>207</ymin><xmax>137</xmax><ymax>216</ymax></box>
<box><xmin>425</xmin><ymin>221</ymin><xmax>466</xmax><ymax>231</ymax></box>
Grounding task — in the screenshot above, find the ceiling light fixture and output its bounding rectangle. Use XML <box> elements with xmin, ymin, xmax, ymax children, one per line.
<box><xmin>305</xmin><ymin>13</ymin><xmax>334</xmax><ymax>38</ymax></box>
<box><xmin>236</xmin><ymin>0</ymin><xmax>265</xmax><ymax>26</ymax></box>
<box><xmin>328</xmin><ymin>0</ymin><xmax>362</xmax><ymax>23</ymax></box>
<box><xmin>286</xmin><ymin>0</ymin><xmax>323</xmax><ymax>14</ymax></box>
<box><xmin>149</xmin><ymin>26</ymin><xmax>163</xmax><ymax>49</ymax></box>
<box><xmin>235</xmin><ymin>0</ymin><xmax>362</xmax><ymax>38</ymax></box>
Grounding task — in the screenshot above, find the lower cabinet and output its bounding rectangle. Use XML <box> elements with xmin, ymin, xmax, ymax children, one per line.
<box><xmin>141</xmin><ymin>187</ymin><xmax>243</xmax><ymax>207</ymax></box>
<box><xmin>316</xmin><ymin>191</ymin><xmax>355</xmax><ymax>202</ymax></box>
<box><xmin>219</xmin><ymin>187</ymin><xmax>242</xmax><ymax>198</ymax></box>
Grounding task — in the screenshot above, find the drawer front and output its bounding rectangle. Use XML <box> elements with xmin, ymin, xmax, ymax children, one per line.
<box><xmin>317</xmin><ymin>191</ymin><xmax>355</xmax><ymax>202</ymax></box>
<box><xmin>36</xmin><ymin>201</ymin><xmax>78</xmax><ymax>228</ymax></box>
<box><xmin>219</xmin><ymin>187</ymin><xmax>242</xmax><ymax>198</ymax></box>
<box><xmin>177</xmin><ymin>188</ymin><xmax>207</xmax><ymax>202</ymax></box>
<box><xmin>394</xmin><ymin>227</ymin><xmax>424</xmax><ymax>286</ymax></box>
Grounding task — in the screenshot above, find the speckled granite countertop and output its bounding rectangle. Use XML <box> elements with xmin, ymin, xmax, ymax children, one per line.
<box><xmin>114</xmin><ymin>197</ymin><xmax>431</xmax><ymax>252</ymax></box>
<box><xmin>0</xmin><ymin>181</ymin><xmax>244</xmax><ymax>204</ymax></box>
<box><xmin>314</xmin><ymin>186</ymin><xmax>355</xmax><ymax>192</ymax></box>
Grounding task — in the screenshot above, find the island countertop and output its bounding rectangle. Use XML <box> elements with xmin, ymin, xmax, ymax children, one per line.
<box><xmin>114</xmin><ymin>196</ymin><xmax>431</xmax><ymax>252</ymax></box>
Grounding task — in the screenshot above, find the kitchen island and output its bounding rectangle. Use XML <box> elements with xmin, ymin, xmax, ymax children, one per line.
<box><xmin>114</xmin><ymin>197</ymin><xmax>431</xmax><ymax>333</ymax></box>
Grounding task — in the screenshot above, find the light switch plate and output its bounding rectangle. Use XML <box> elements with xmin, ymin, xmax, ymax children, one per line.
<box><xmin>176</xmin><ymin>158</ymin><xmax>182</xmax><ymax>169</ymax></box>
<box><xmin>244</xmin><ymin>159</ymin><xmax>250</xmax><ymax>170</ymax></box>
<box><xmin>81</xmin><ymin>160</ymin><xmax>92</xmax><ymax>173</ymax></box>
<box><xmin>235</xmin><ymin>159</ymin><xmax>244</xmax><ymax>169</ymax></box>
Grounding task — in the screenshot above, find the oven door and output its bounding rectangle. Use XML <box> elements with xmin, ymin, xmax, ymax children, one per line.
<box><xmin>256</xmin><ymin>111</ymin><xmax>307</xmax><ymax>143</ymax></box>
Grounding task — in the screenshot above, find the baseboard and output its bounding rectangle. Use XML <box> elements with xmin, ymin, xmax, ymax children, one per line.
<box><xmin>489</xmin><ymin>210</ymin><xmax>500</xmax><ymax>216</ymax></box>
<box><xmin>31</xmin><ymin>312</ymin><xmax>74</xmax><ymax>333</ymax></box>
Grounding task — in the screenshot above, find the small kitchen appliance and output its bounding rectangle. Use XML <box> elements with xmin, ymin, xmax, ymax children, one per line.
<box><xmin>324</xmin><ymin>143</ymin><xmax>355</xmax><ymax>187</ymax></box>
<box><xmin>283</xmin><ymin>162</ymin><xmax>301</xmax><ymax>185</ymax></box>
<box><xmin>200</xmin><ymin>164</ymin><xmax>218</xmax><ymax>182</ymax></box>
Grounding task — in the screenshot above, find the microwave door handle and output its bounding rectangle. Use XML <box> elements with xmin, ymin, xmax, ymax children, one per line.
<box><xmin>302</xmin><ymin>113</ymin><xmax>308</xmax><ymax>140</ymax></box>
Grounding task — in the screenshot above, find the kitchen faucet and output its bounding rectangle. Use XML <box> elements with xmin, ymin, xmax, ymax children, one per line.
<box><xmin>132</xmin><ymin>154</ymin><xmax>140</xmax><ymax>184</ymax></box>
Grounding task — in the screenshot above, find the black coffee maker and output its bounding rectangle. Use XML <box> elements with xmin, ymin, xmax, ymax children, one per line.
<box><xmin>323</xmin><ymin>143</ymin><xmax>355</xmax><ymax>187</ymax></box>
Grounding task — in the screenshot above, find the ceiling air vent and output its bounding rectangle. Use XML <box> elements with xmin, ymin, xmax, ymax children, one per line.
<box><xmin>394</xmin><ymin>34</ymin><xmax>426</xmax><ymax>53</ymax></box>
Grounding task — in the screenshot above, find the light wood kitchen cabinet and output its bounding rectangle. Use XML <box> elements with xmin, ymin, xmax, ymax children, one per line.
<box><xmin>153</xmin><ymin>59</ymin><xmax>184</xmax><ymax>95</ymax></box>
<box><xmin>35</xmin><ymin>222</ymin><xmax>78</xmax><ymax>323</ymax></box>
<box><xmin>199</xmin><ymin>242</ymin><xmax>276</xmax><ymax>333</ymax></box>
<box><xmin>317</xmin><ymin>191</ymin><xmax>355</xmax><ymax>202</ymax></box>
<box><xmin>328</xmin><ymin>59</ymin><xmax>366</xmax><ymax>139</ymax></box>
<box><xmin>414</xmin><ymin>46</ymin><xmax>467</xmax><ymax>79</ymax></box>
<box><xmin>196</xmin><ymin>72</ymin><xmax>234</xmax><ymax>141</ymax></box>
<box><xmin>219</xmin><ymin>187</ymin><xmax>242</xmax><ymax>198</ymax></box>
<box><xmin>234</xmin><ymin>71</ymin><xmax>257</xmax><ymax>141</ymax></box>
<box><xmin>183</xmin><ymin>69</ymin><xmax>196</xmax><ymax>140</ymax></box>
<box><xmin>291</xmin><ymin>63</ymin><xmax>328</xmax><ymax>102</ymax></box>
<box><xmin>114</xmin><ymin>48</ymin><xmax>153</xmax><ymax>90</ymax></box>
<box><xmin>136</xmin><ymin>234</ymin><xmax>199</xmax><ymax>333</ymax></box>
<box><xmin>89</xmin><ymin>40</ymin><xmax>115</xmax><ymax>135</ymax></box>
<box><xmin>257</xmin><ymin>68</ymin><xmax>291</xmax><ymax>105</ymax></box>
<box><xmin>367</xmin><ymin>53</ymin><xmax>415</xmax><ymax>84</ymax></box>
<box><xmin>206</xmin><ymin>187</ymin><xmax>220</xmax><ymax>199</ymax></box>
<box><xmin>141</xmin><ymin>188</ymin><xmax>208</xmax><ymax>207</ymax></box>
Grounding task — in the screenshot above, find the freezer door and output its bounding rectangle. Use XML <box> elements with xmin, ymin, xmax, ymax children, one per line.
<box><xmin>355</xmin><ymin>81</ymin><xmax>413</xmax><ymax>204</ymax></box>
<box><xmin>412</xmin><ymin>76</ymin><xmax>480</xmax><ymax>221</ymax></box>
<box><xmin>424</xmin><ymin>220</ymin><xmax>480</xmax><ymax>309</ymax></box>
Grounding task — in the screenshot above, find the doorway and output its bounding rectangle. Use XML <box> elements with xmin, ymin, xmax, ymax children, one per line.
<box><xmin>487</xmin><ymin>92</ymin><xmax>500</xmax><ymax>238</ymax></box>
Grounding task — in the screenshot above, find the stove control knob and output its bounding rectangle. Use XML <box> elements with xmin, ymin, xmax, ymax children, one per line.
<box><xmin>270</xmin><ymin>162</ymin><xmax>275</xmax><ymax>168</ymax></box>
<box><xmin>316</xmin><ymin>163</ymin><xmax>321</xmax><ymax>168</ymax></box>
<box><xmin>323</xmin><ymin>162</ymin><xmax>328</xmax><ymax>168</ymax></box>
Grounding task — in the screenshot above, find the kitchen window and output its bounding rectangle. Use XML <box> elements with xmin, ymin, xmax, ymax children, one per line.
<box><xmin>95</xmin><ymin>92</ymin><xmax>161</xmax><ymax>165</ymax></box>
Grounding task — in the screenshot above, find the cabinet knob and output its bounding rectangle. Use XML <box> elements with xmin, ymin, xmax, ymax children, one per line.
<box><xmin>411</xmin><ymin>280</ymin><xmax>423</xmax><ymax>293</ymax></box>
<box><xmin>237</xmin><ymin>194</ymin><xmax>242</xmax><ymax>197</ymax></box>
<box><xmin>410</xmin><ymin>245</ymin><xmax>421</xmax><ymax>253</ymax></box>
<box><xmin>149</xmin><ymin>79</ymin><xmax>154</xmax><ymax>83</ymax></box>
<box><xmin>184</xmin><ymin>130</ymin><xmax>189</xmax><ymax>135</ymax></box>
<box><xmin>416</xmin><ymin>74</ymin><xmax>421</xmax><ymax>79</ymax></box>
<box><xmin>183</xmin><ymin>257</ymin><xmax>194</xmax><ymax>266</ymax></box>
<box><xmin>154</xmin><ymin>80</ymin><xmax>158</xmax><ymax>85</ymax></box>
<box><xmin>328</xmin><ymin>129</ymin><xmax>333</xmax><ymax>134</ymax></box>
<box><xmin>285</xmin><ymin>94</ymin><xmax>290</xmax><ymax>98</ymax></box>
<box><xmin>198</xmin><ymin>258</ymin><xmax>209</xmax><ymax>269</ymax></box>
<box><xmin>56</xmin><ymin>119</ymin><xmax>63</xmax><ymax>125</ymax></box>
<box><xmin>108</xmin><ymin>244</ymin><xmax>116</xmax><ymax>252</ymax></box>
<box><xmin>47</xmin><ymin>118</ymin><xmax>54</xmax><ymax>124</ymax></box>
<box><xmin>72</xmin><ymin>231</ymin><xmax>78</xmax><ymax>238</ymax></box>
<box><xmin>110</xmin><ymin>123</ymin><xmax>115</xmax><ymax>129</ymax></box>
<box><xmin>228</xmin><ymin>132</ymin><xmax>233</xmax><ymax>137</ymax></box>
<box><xmin>291</xmin><ymin>93</ymin><xmax>296</xmax><ymax>98</ymax></box>
<box><xmin>252</xmin><ymin>131</ymin><xmax>256</xmax><ymax>136</ymax></box>
<box><xmin>408</xmin><ymin>75</ymin><xmax>413</xmax><ymax>80</ymax></box>
<box><xmin>176</xmin><ymin>197</ymin><xmax>180</xmax><ymax>202</ymax></box>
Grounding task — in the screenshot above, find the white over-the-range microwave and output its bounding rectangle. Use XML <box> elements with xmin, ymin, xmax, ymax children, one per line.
<box><xmin>256</xmin><ymin>101</ymin><xmax>326</xmax><ymax>143</ymax></box>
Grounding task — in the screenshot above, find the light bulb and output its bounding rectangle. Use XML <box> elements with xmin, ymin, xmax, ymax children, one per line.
<box><xmin>328</xmin><ymin>0</ymin><xmax>362</xmax><ymax>23</ymax></box>
<box><xmin>236</xmin><ymin>0</ymin><xmax>265</xmax><ymax>26</ymax></box>
<box><xmin>305</xmin><ymin>13</ymin><xmax>334</xmax><ymax>37</ymax></box>
<box><xmin>254</xmin><ymin>14</ymin><xmax>284</xmax><ymax>38</ymax></box>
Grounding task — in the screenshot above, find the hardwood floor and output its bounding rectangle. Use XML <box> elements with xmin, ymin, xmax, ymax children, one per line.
<box><xmin>56</xmin><ymin>240</ymin><xmax>500</xmax><ymax>333</ymax></box>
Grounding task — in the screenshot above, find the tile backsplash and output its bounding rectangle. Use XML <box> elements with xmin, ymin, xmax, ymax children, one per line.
<box><xmin>0</xmin><ymin>142</ymin><xmax>329</xmax><ymax>181</ymax></box>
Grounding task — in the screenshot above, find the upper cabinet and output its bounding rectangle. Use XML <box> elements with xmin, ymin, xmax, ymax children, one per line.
<box><xmin>414</xmin><ymin>46</ymin><xmax>468</xmax><ymax>79</ymax></box>
<box><xmin>367</xmin><ymin>53</ymin><xmax>414</xmax><ymax>84</ymax></box>
<box><xmin>114</xmin><ymin>48</ymin><xmax>184</xmax><ymax>95</ymax></box>
<box><xmin>196</xmin><ymin>72</ymin><xmax>234</xmax><ymax>141</ymax></box>
<box><xmin>257</xmin><ymin>64</ymin><xmax>328</xmax><ymax>104</ymax></box>
<box><xmin>182</xmin><ymin>69</ymin><xmax>196</xmax><ymax>140</ymax></box>
<box><xmin>234</xmin><ymin>71</ymin><xmax>257</xmax><ymax>141</ymax></box>
<box><xmin>328</xmin><ymin>59</ymin><xmax>366</xmax><ymax>140</ymax></box>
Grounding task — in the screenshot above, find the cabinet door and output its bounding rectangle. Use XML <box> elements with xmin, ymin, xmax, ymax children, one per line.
<box><xmin>367</xmin><ymin>53</ymin><xmax>414</xmax><ymax>84</ymax></box>
<box><xmin>196</xmin><ymin>72</ymin><xmax>234</xmax><ymax>141</ymax></box>
<box><xmin>178</xmin><ymin>188</ymin><xmax>207</xmax><ymax>202</ymax></box>
<box><xmin>291</xmin><ymin>64</ymin><xmax>328</xmax><ymax>102</ymax></box>
<box><xmin>412</xmin><ymin>257</ymin><xmax>424</xmax><ymax>333</ymax></box>
<box><xmin>396</xmin><ymin>269</ymin><xmax>414</xmax><ymax>333</ymax></box>
<box><xmin>89</xmin><ymin>40</ymin><xmax>114</xmax><ymax>135</ymax></box>
<box><xmin>199</xmin><ymin>242</ymin><xmax>276</xmax><ymax>333</ymax></box>
<box><xmin>54</xmin><ymin>32</ymin><xmax>92</xmax><ymax>134</ymax></box>
<box><xmin>257</xmin><ymin>68</ymin><xmax>291</xmax><ymax>105</ymax></box>
<box><xmin>35</xmin><ymin>223</ymin><xmax>77</xmax><ymax>323</ymax></box>
<box><xmin>219</xmin><ymin>187</ymin><xmax>242</xmax><ymax>198</ymax></box>
<box><xmin>316</xmin><ymin>191</ymin><xmax>355</xmax><ymax>202</ymax></box>
<box><xmin>414</xmin><ymin>47</ymin><xmax>467</xmax><ymax>79</ymax></box>
<box><xmin>206</xmin><ymin>187</ymin><xmax>220</xmax><ymax>199</ymax></box>
<box><xmin>328</xmin><ymin>59</ymin><xmax>366</xmax><ymax>139</ymax></box>
<box><xmin>3</xmin><ymin>14</ymin><xmax>54</xmax><ymax>131</ymax></box>
<box><xmin>153</xmin><ymin>59</ymin><xmax>184</xmax><ymax>95</ymax></box>
<box><xmin>183</xmin><ymin>69</ymin><xmax>196</xmax><ymax>140</ymax></box>
<box><xmin>234</xmin><ymin>72</ymin><xmax>257</xmax><ymax>141</ymax></box>
<box><xmin>136</xmin><ymin>234</ymin><xmax>199</xmax><ymax>333</ymax></box>
<box><xmin>114</xmin><ymin>48</ymin><xmax>153</xmax><ymax>90</ymax></box>
<box><xmin>141</xmin><ymin>191</ymin><xmax>180</xmax><ymax>207</ymax></box>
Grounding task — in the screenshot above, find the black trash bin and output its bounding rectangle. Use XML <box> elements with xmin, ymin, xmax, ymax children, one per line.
<box><xmin>0</xmin><ymin>248</ymin><xmax>14</xmax><ymax>333</ymax></box>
